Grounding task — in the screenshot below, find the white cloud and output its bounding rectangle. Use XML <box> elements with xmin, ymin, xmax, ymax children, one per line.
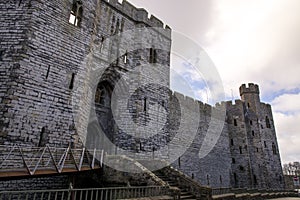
<box><xmin>274</xmin><ymin>112</ymin><xmax>300</xmax><ymax>164</ymax></box>
<box><xmin>205</xmin><ymin>0</ymin><xmax>300</xmax><ymax>96</ymax></box>
<box><xmin>272</xmin><ymin>93</ymin><xmax>300</xmax><ymax>114</ymax></box>
<box><xmin>271</xmin><ymin>93</ymin><xmax>300</xmax><ymax>163</ymax></box>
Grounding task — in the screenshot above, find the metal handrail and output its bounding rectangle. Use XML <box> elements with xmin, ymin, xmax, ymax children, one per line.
<box><xmin>211</xmin><ymin>187</ymin><xmax>298</xmax><ymax>196</ymax></box>
<box><xmin>0</xmin><ymin>186</ymin><xmax>170</xmax><ymax>200</ymax></box>
<box><xmin>0</xmin><ymin>145</ymin><xmax>104</xmax><ymax>177</ymax></box>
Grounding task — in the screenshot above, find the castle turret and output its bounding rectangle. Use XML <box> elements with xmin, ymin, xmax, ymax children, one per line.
<box><xmin>239</xmin><ymin>83</ymin><xmax>260</xmax><ymax>113</ymax></box>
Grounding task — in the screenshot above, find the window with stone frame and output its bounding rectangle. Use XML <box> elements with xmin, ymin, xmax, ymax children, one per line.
<box><xmin>69</xmin><ymin>73</ymin><xmax>75</xmax><ymax>90</ymax></box>
<box><xmin>69</xmin><ymin>0</ymin><xmax>83</xmax><ymax>27</ymax></box>
<box><xmin>38</xmin><ymin>127</ymin><xmax>48</xmax><ymax>147</ymax></box>
<box><xmin>149</xmin><ymin>47</ymin><xmax>157</xmax><ymax>63</ymax></box>
<box><xmin>265</xmin><ymin>116</ymin><xmax>271</xmax><ymax>128</ymax></box>
<box><xmin>95</xmin><ymin>85</ymin><xmax>107</xmax><ymax>106</ymax></box>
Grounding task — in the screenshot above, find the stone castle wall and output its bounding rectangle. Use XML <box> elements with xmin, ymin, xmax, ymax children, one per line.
<box><xmin>169</xmin><ymin>84</ymin><xmax>284</xmax><ymax>189</ymax></box>
<box><xmin>0</xmin><ymin>0</ymin><xmax>284</xmax><ymax>191</ymax></box>
<box><xmin>0</xmin><ymin>0</ymin><xmax>171</xmax><ymax>149</ymax></box>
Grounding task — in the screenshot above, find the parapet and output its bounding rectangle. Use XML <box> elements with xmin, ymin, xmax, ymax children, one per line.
<box><xmin>103</xmin><ymin>0</ymin><xmax>171</xmax><ymax>31</ymax></box>
<box><xmin>239</xmin><ymin>83</ymin><xmax>260</xmax><ymax>96</ymax></box>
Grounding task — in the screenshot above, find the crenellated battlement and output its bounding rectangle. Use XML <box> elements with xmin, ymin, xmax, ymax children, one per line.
<box><xmin>239</xmin><ymin>83</ymin><xmax>260</xmax><ymax>96</ymax></box>
<box><xmin>103</xmin><ymin>0</ymin><xmax>171</xmax><ymax>30</ymax></box>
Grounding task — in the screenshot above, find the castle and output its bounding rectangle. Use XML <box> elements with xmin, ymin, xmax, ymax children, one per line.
<box><xmin>0</xmin><ymin>0</ymin><xmax>284</xmax><ymax>191</ymax></box>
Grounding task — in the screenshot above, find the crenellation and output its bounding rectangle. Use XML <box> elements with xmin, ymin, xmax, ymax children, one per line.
<box><xmin>103</xmin><ymin>0</ymin><xmax>170</xmax><ymax>29</ymax></box>
<box><xmin>149</xmin><ymin>15</ymin><xmax>164</xmax><ymax>27</ymax></box>
<box><xmin>239</xmin><ymin>82</ymin><xmax>260</xmax><ymax>96</ymax></box>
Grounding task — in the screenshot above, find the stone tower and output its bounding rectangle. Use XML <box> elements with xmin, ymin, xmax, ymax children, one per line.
<box><xmin>239</xmin><ymin>83</ymin><xmax>284</xmax><ymax>189</ymax></box>
<box><xmin>226</xmin><ymin>83</ymin><xmax>284</xmax><ymax>189</ymax></box>
<box><xmin>0</xmin><ymin>0</ymin><xmax>171</xmax><ymax>153</ymax></box>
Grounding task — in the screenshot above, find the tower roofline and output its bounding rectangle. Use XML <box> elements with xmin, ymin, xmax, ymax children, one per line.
<box><xmin>239</xmin><ymin>83</ymin><xmax>260</xmax><ymax>96</ymax></box>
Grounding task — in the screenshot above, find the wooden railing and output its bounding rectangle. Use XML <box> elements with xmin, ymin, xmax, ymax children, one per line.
<box><xmin>0</xmin><ymin>145</ymin><xmax>104</xmax><ymax>177</ymax></box>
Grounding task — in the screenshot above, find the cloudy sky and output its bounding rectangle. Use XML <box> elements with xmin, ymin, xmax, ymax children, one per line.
<box><xmin>128</xmin><ymin>0</ymin><xmax>300</xmax><ymax>164</ymax></box>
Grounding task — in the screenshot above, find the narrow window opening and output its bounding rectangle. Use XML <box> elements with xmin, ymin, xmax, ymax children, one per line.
<box><xmin>178</xmin><ymin>157</ymin><xmax>181</xmax><ymax>168</ymax></box>
<box><xmin>120</xmin><ymin>18</ymin><xmax>125</xmax><ymax>32</ymax></box>
<box><xmin>139</xmin><ymin>142</ymin><xmax>142</xmax><ymax>150</ymax></box>
<box><xmin>252</xmin><ymin>130</ymin><xmax>255</xmax><ymax>136</ymax></box>
<box><xmin>95</xmin><ymin>86</ymin><xmax>106</xmax><ymax>105</ymax></box>
<box><xmin>115</xmin><ymin>19</ymin><xmax>120</xmax><ymax>34</ymax></box>
<box><xmin>279</xmin><ymin>175</ymin><xmax>282</xmax><ymax>184</ymax></box>
<box><xmin>239</xmin><ymin>146</ymin><xmax>242</xmax><ymax>154</ymax></box>
<box><xmin>220</xmin><ymin>175</ymin><xmax>223</xmax><ymax>184</ymax></box>
<box><xmin>232</xmin><ymin>158</ymin><xmax>236</xmax><ymax>164</ymax></box>
<box><xmin>111</xmin><ymin>15</ymin><xmax>116</xmax><ymax>34</ymax></box>
<box><xmin>38</xmin><ymin>127</ymin><xmax>47</xmax><ymax>147</ymax></box>
<box><xmin>272</xmin><ymin>142</ymin><xmax>277</xmax><ymax>155</ymax></box>
<box><xmin>0</xmin><ymin>50</ymin><xmax>4</xmax><ymax>61</ymax></box>
<box><xmin>234</xmin><ymin>119</ymin><xmax>237</xmax><ymax>126</ymax></box>
<box><xmin>247</xmin><ymin>102</ymin><xmax>250</xmax><ymax>108</ymax></box>
<box><xmin>256</xmin><ymin>148</ymin><xmax>259</xmax><ymax>152</ymax></box>
<box><xmin>46</xmin><ymin>66</ymin><xmax>50</xmax><ymax>79</ymax></box>
<box><xmin>99</xmin><ymin>36</ymin><xmax>105</xmax><ymax>52</ymax></box>
<box><xmin>234</xmin><ymin>173</ymin><xmax>238</xmax><ymax>185</ymax></box>
<box><xmin>231</xmin><ymin>139</ymin><xmax>234</xmax><ymax>146</ymax></box>
<box><xmin>253</xmin><ymin>175</ymin><xmax>258</xmax><ymax>185</ymax></box>
<box><xmin>69</xmin><ymin>0</ymin><xmax>83</xmax><ymax>27</ymax></box>
<box><xmin>239</xmin><ymin>165</ymin><xmax>244</xmax><ymax>171</ymax></box>
<box><xmin>192</xmin><ymin>173</ymin><xmax>194</xmax><ymax>179</ymax></box>
<box><xmin>207</xmin><ymin>175</ymin><xmax>210</xmax><ymax>185</ymax></box>
<box><xmin>264</xmin><ymin>141</ymin><xmax>267</xmax><ymax>148</ymax></box>
<box><xmin>123</xmin><ymin>51</ymin><xmax>128</xmax><ymax>64</ymax></box>
<box><xmin>143</xmin><ymin>98</ymin><xmax>147</xmax><ymax>112</ymax></box>
<box><xmin>266</xmin><ymin>116</ymin><xmax>271</xmax><ymax>128</ymax></box>
<box><xmin>69</xmin><ymin>73</ymin><xmax>75</xmax><ymax>90</ymax></box>
<box><xmin>250</xmin><ymin>120</ymin><xmax>253</xmax><ymax>125</ymax></box>
<box><xmin>245</xmin><ymin>145</ymin><xmax>247</xmax><ymax>150</ymax></box>
<box><xmin>149</xmin><ymin>48</ymin><xmax>157</xmax><ymax>63</ymax></box>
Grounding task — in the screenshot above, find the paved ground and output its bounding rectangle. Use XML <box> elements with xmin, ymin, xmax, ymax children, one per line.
<box><xmin>268</xmin><ymin>198</ymin><xmax>300</xmax><ymax>200</ymax></box>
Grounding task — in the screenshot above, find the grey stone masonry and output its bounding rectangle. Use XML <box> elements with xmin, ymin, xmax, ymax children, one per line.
<box><xmin>0</xmin><ymin>0</ymin><xmax>284</xmax><ymax>192</ymax></box>
<box><xmin>173</xmin><ymin>84</ymin><xmax>284</xmax><ymax>189</ymax></box>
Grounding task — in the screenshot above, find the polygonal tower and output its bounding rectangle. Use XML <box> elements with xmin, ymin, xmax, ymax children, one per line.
<box><xmin>238</xmin><ymin>83</ymin><xmax>284</xmax><ymax>189</ymax></box>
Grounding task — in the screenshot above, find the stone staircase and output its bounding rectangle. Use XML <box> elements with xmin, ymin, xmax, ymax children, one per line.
<box><xmin>154</xmin><ymin>171</ymin><xmax>196</xmax><ymax>199</ymax></box>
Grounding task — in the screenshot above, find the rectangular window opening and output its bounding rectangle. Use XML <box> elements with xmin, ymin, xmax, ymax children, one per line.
<box><xmin>69</xmin><ymin>1</ymin><xmax>83</xmax><ymax>27</ymax></box>
<box><xmin>234</xmin><ymin>119</ymin><xmax>237</xmax><ymax>126</ymax></box>
<box><xmin>143</xmin><ymin>98</ymin><xmax>147</xmax><ymax>112</ymax></box>
<box><xmin>69</xmin><ymin>73</ymin><xmax>75</xmax><ymax>90</ymax></box>
<box><xmin>123</xmin><ymin>51</ymin><xmax>128</xmax><ymax>64</ymax></box>
<box><xmin>46</xmin><ymin>66</ymin><xmax>50</xmax><ymax>79</ymax></box>
<box><xmin>149</xmin><ymin>48</ymin><xmax>157</xmax><ymax>63</ymax></box>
